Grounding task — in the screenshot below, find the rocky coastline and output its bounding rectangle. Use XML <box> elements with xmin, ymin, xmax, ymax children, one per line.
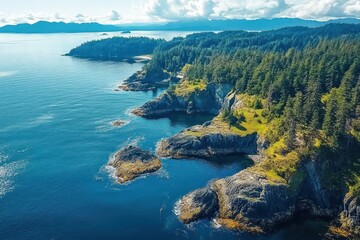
<box><xmin>132</xmin><ymin>83</ymin><xmax>232</xmax><ymax>117</ymax></box>
<box><xmin>109</xmin><ymin>145</ymin><xmax>162</xmax><ymax>183</ymax></box>
<box><xmin>157</xmin><ymin>125</ymin><xmax>258</xmax><ymax>159</ymax></box>
<box><xmin>118</xmin><ymin>70</ymin><xmax>175</xmax><ymax>92</ymax></box>
<box><xmin>130</xmin><ymin>83</ymin><xmax>359</xmax><ymax>237</ymax></box>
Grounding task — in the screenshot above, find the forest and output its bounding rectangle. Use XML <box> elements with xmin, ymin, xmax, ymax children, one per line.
<box><xmin>146</xmin><ymin>24</ymin><xmax>360</xmax><ymax>152</ymax></box>
<box><xmin>69</xmin><ymin>23</ymin><xmax>360</xmax><ymax>195</ymax></box>
<box><xmin>142</xmin><ymin>24</ymin><xmax>360</xmax><ymax>199</ymax></box>
<box><xmin>67</xmin><ymin>37</ymin><xmax>164</xmax><ymax>61</ymax></box>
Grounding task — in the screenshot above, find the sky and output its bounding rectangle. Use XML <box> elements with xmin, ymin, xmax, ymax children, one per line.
<box><xmin>0</xmin><ymin>0</ymin><xmax>359</xmax><ymax>26</ymax></box>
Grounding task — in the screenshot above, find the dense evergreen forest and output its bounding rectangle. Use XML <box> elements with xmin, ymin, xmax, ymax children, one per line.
<box><xmin>147</xmin><ymin>24</ymin><xmax>360</xmax><ymax>150</ymax></box>
<box><xmin>70</xmin><ymin>24</ymin><xmax>360</xmax><ymax>199</ymax></box>
<box><xmin>67</xmin><ymin>37</ymin><xmax>165</xmax><ymax>61</ymax></box>
<box><xmin>143</xmin><ymin>23</ymin><xmax>360</xmax><ymax>197</ymax></box>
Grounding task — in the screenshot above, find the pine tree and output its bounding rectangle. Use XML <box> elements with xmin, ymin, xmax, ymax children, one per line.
<box><xmin>323</xmin><ymin>89</ymin><xmax>338</xmax><ymax>138</ymax></box>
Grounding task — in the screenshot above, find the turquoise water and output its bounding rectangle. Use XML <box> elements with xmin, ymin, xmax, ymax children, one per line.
<box><xmin>0</xmin><ymin>32</ymin><xmax>329</xmax><ymax>240</ymax></box>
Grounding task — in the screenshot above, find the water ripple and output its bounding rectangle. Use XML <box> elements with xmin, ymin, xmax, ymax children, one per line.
<box><xmin>0</xmin><ymin>151</ymin><xmax>27</xmax><ymax>198</ymax></box>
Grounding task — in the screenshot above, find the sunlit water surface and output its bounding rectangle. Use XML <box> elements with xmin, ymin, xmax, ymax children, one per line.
<box><xmin>0</xmin><ymin>31</ymin><xmax>329</xmax><ymax>240</ymax></box>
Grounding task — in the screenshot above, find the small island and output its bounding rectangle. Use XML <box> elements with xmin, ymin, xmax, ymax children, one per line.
<box><xmin>108</xmin><ymin>145</ymin><xmax>162</xmax><ymax>183</ymax></box>
<box><xmin>65</xmin><ymin>36</ymin><xmax>164</xmax><ymax>62</ymax></box>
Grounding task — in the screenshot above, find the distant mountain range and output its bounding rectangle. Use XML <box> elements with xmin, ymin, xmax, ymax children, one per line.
<box><xmin>1</xmin><ymin>18</ymin><xmax>359</xmax><ymax>33</ymax></box>
<box><xmin>0</xmin><ymin>21</ymin><xmax>120</xmax><ymax>33</ymax></box>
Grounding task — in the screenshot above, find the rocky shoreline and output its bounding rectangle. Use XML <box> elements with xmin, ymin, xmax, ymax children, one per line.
<box><xmin>109</xmin><ymin>145</ymin><xmax>162</xmax><ymax>183</ymax></box>
<box><xmin>118</xmin><ymin>69</ymin><xmax>176</xmax><ymax>92</ymax></box>
<box><xmin>157</xmin><ymin>125</ymin><xmax>258</xmax><ymax>159</ymax></box>
<box><xmin>113</xmin><ymin>68</ymin><xmax>360</xmax><ymax>237</ymax></box>
<box><xmin>132</xmin><ymin>83</ymin><xmax>232</xmax><ymax>117</ymax></box>
<box><xmin>133</xmin><ymin>85</ymin><xmax>359</xmax><ymax>237</ymax></box>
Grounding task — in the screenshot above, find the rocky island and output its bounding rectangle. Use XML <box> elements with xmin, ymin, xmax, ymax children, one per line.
<box><xmin>109</xmin><ymin>145</ymin><xmax>162</xmax><ymax>183</ymax></box>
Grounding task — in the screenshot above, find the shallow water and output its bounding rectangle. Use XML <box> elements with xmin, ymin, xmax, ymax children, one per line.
<box><xmin>0</xmin><ymin>32</ymin><xmax>329</xmax><ymax>240</ymax></box>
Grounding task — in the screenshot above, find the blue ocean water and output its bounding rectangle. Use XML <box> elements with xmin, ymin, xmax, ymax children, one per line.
<box><xmin>0</xmin><ymin>32</ymin><xmax>329</xmax><ymax>240</ymax></box>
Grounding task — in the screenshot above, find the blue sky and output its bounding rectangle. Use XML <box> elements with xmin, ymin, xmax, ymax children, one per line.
<box><xmin>0</xmin><ymin>0</ymin><xmax>359</xmax><ymax>26</ymax></box>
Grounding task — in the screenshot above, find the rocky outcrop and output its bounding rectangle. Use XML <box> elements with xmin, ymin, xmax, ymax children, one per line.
<box><xmin>341</xmin><ymin>194</ymin><xmax>360</xmax><ymax>235</ymax></box>
<box><xmin>178</xmin><ymin>169</ymin><xmax>296</xmax><ymax>231</ymax></box>
<box><xmin>177</xmin><ymin>187</ymin><xmax>219</xmax><ymax>224</ymax></box>
<box><xmin>109</xmin><ymin>145</ymin><xmax>162</xmax><ymax>183</ymax></box>
<box><xmin>111</xmin><ymin>120</ymin><xmax>126</xmax><ymax>127</ymax></box>
<box><xmin>132</xmin><ymin>83</ymin><xmax>232</xmax><ymax>117</ymax></box>
<box><xmin>119</xmin><ymin>70</ymin><xmax>173</xmax><ymax>91</ymax></box>
<box><xmin>157</xmin><ymin>126</ymin><xmax>258</xmax><ymax>159</ymax></box>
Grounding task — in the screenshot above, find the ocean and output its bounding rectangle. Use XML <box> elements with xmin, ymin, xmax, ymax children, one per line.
<box><xmin>0</xmin><ymin>31</ymin><xmax>328</xmax><ymax>240</ymax></box>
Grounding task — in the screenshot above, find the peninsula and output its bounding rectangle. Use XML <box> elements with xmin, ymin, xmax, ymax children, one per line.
<box><xmin>70</xmin><ymin>23</ymin><xmax>360</xmax><ymax>237</ymax></box>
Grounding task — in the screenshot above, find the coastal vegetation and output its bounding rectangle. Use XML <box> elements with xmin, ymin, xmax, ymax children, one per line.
<box><xmin>71</xmin><ymin>23</ymin><xmax>360</xmax><ymax>235</ymax></box>
<box><xmin>109</xmin><ymin>146</ymin><xmax>162</xmax><ymax>183</ymax></box>
<box><xmin>67</xmin><ymin>37</ymin><xmax>165</xmax><ymax>61</ymax></box>
<box><xmin>139</xmin><ymin>23</ymin><xmax>360</xmax><ymax>234</ymax></box>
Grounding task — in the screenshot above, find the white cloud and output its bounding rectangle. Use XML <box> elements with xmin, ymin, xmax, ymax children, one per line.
<box><xmin>211</xmin><ymin>0</ymin><xmax>288</xmax><ymax>19</ymax></box>
<box><xmin>145</xmin><ymin>0</ymin><xmax>216</xmax><ymax>20</ymax></box>
<box><xmin>279</xmin><ymin>0</ymin><xmax>351</xmax><ymax>19</ymax></box>
<box><xmin>143</xmin><ymin>0</ymin><xmax>360</xmax><ymax>21</ymax></box>
<box><xmin>0</xmin><ymin>1</ymin><xmax>359</xmax><ymax>27</ymax></box>
<box><xmin>344</xmin><ymin>0</ymin><xmax>360</xmax><ymax>15</ymax></box>
<box><xmin>109</xmin><ymin>10</ymin><xmax>121</xmax><ymax>21</ymax></box>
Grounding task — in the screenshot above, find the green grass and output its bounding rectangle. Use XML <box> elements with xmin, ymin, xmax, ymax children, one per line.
<box><xmin>174</xmin><ymin>79</ymin><xmax>207</xmax><ymax>97</ymax></box>
<box><xmin>184</xmin><ymin>94</ymin><xmax>268</xmax><ymax>137</ymax></box>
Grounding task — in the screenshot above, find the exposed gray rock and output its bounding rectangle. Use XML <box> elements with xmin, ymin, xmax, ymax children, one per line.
<box><xmin>213</xmin><ymin>170</ymin><xmax>295</xmax><ymax>230</ymax></box>
<box><xmin>157</xmin><ymin>128</ymin><xmax>258</xmax><ymax>159</ymax></box>
<box><xmin>177</xmin><ymin>169</ymin><xmax>296</xmax><ymax>230</ymax></box>
<box><xmin>119</xmin><ymin>70</ymin><xmax>172</xmax><ymax>91</ymax></box>
<box><xmin>133</xmin><ymin>83</ymin><xmax>232</xmax><ymax>117</ymax></box>
<box><xmin>177</xmin><ymin>187</ymin><xmax>219</xmax><ymax>224</ymax></box>
<box><xmin>341</xmin><ymin>194</ymin><xmax>360</xmax><ymax>235</ymax></box>
<box><xmin>109</xmin><ymin>145</ymin><xmax>162</xmax><ymax>183</ymax></box>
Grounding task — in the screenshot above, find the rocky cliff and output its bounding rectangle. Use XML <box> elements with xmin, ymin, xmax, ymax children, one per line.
<box><xmin>157</xmin><ymin>125</ymin><xmax>258</xmax><ymax>159</ymax></box>
<box><xmin>341</xmin><ymin>193</ymin><xmax>360</xmax><ymax>235</ymax></box>
<box><xmin>118</xmin><ymin>69</ymin><xmax>172</xmax><ymax>91</ymax></box>
<box><xmin>177</xmin><ymin>168</ymin><xmax>297</xmax><ymax>231</ymax></box>
<box><xmin>132</xmin><ymin>83</ymin><xmax>232</xmax><ymax>118</ymax></box>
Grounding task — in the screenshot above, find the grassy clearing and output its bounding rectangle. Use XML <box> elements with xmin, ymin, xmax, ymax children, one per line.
<box><xmin>249</xmin><ymin>138</ymin><xmax>302</xmax><ymax>186</ymax></box>
<box><xmin>174</xmin><ymin>79</ymin><xmax>207</xmax><ymax>97</ymax></box>
<box><xmin>184</xmin><ymin>94</ymin><xmax>268</xmax><ymax>137</ymax></box>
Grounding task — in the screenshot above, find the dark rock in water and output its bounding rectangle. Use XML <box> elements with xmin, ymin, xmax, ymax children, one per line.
<box><xmin>109</xmin><ymin>145</ymin><xmax>162</xmax><ymax>183</ymax></box>
<box><xmin>177</xmin><ymin>187</ymin><xmax>219</xmax><ymax>224</ymax></box>
<box><xmin>178</xmin><ymin>169</ymin><xmax>296</xmax><ymax>231</ymax></box>
<box><xmin>133</xmin><ymin>83</ymin><xmax>232</xmax><ymax>117</ymax></box>
<box><xmin>119</xmin><ymin>70</ymin><xmax>172</xmax><ymax>91</ymax></box>
<box><xmin>111</xmin><ymin>120</ymin><xmax>126</xmax><ymax>127</ymax></box>
<box><xmin>157</xmin><ymin>129</ymin><xmax>258</xmax><ymax>159</ymax></box>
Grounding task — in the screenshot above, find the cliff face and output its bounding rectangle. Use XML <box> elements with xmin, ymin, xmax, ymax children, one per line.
<box><xmin>119</xmin><ymin>70</ymin><xmax>172</xmax><ymax>91</ymax></box>
<box><xmin>157</xmin><ymin>127</ymin><xmax>258</xmax><ymax>159</ymax></box>
<box><xmin>341</xmin><ymin>194</ymin><xmax>360</xmax><ymax>235</ymax></box>
<box><xmin>132</xmin><ymin>83</ymin><xmax>232</xmax><ymax>117</ymax></box>
<box><xmin>177</xmin><ymin>169</ymin><xmax>296</xmax><ymax>231</ymax></box>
